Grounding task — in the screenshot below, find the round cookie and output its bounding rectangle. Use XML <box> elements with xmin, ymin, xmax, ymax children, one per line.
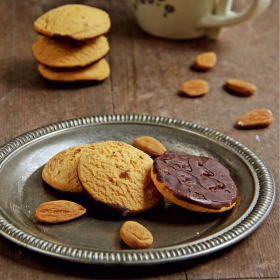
<box><xmin>78</xmin><ymin>141</ymin><xmax>163</xmax><ymax>214</ymax></box>
<box><xmin>38</xmin><ymin>58</ymin><xmax>110</xmax><ymax>82</ymax></box>
<box><xmin>151</xmin><ymin>151</ymin><xmax>238</xmax><ymax>213</ymax></box>
<box><xmin>34</xmin><ymin>4</ymin><xmax>111</xmax><ymax>40</ymax></box>
<box><xmin>32</xmin><ymin>35</ymin><xmax>109</xmax><ymax>68</ymax></box>
<box><xmin>42</xmin><ymin>144</ymin><xmax>92</xmax><ymax>193</ymax></box>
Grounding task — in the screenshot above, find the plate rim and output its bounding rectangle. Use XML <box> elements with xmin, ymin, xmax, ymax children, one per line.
<box><xmin>0</xmin><ymin>114</ymin><xmax>276</xmax><ymax>265</ymax></box>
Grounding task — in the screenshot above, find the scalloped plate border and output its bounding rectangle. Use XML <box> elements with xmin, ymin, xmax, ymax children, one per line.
<box><xmin>0</xmin><ymin>115</ymin><xmax>276</xmax><ymax>265</ymax></box>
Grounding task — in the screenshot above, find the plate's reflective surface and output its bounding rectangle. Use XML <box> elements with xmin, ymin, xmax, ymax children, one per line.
<box><xmin>0</xmin><ymin>115</ymin><xmax>275</xmax><ymax>264</ymax></box>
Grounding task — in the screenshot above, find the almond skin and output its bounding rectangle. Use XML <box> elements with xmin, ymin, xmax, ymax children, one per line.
<box><xmin>181</xmin><ymin>79</ymin><xmax>209</xmax><ymax>97</ymax></box>
<box><xmin>35</xmin><ymin>200</ymin><xmax>86</xmax><ymax>223</ymax></box>
<box><xmin>226</xmin><ymin>79</ymin><xmax>257</xmax><ymax>96</ymax></box>
<box><xmin>120</xmin><ymin>221</ymin><xmax>153</xmax><ymax>249</ymax></box>
<box><xmin>237</xmin><ymin>109</ymin><xmax>273</xmax><ymax>128</ymax></box>
<box><xmin>194</xmin><ymin>52</ymin><xmax>217</xmax><ymax>70</ymax></box>
<box><xmin>133</xmin><ymin>136</ymin><xmax>166</xmax><ymax>156</ymax></box>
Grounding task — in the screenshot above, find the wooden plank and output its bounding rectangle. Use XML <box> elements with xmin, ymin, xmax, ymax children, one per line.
<box><xmin>0</xmin><ymin>0</ymin><xmax>278</xmax><ymax>279</ymax></box>
<box><xmin>108</xmin><ymin>0</ymin><xmax>279</xmax><ymax>279</ymax></box>
<box><xmin>0</xmin><ymin>235</ymin><xmax>187</xmax><ymax>280</ymax></box>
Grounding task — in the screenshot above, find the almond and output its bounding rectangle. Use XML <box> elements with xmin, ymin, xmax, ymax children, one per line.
<box><xmin>120</xmin><ymin>221</ymin><xmax>153</xmax><ymax>249</ymax></box>
<box><xmin>133</xmin><ymin>136</ymin><xmax>166</xmax><ymax>156</ymax></box>
<box><xmin>34</xmin><ymin>200</ymin><xmax>86</xmax><ymax>223</ymax></box>
<box><xmin>194</xmin><ymin>52</ymin><xmax>217</xmax><ymax>70</ymax></box>
<box><xmin>226</xmin><ymin>79</ymin><xmax>257</xmax><ymax>96</ymax></box>
<box><xmin>237</xmin><ymin>109</ymin><xmax>273</xmax><ymax>128</ymax></box>
<box><xmin>181</xmin><ymin>79</ymin><xmax>209</xmax><ymax>97</ymax></box>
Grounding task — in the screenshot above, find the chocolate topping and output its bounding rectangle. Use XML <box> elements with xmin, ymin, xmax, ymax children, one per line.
<box><xmin>153</xmin><ymin>151</ymin><xmax>238</xmax><ymax>210</ymax></box>
<box><xmin>104</xmin><ymin>203</ymin><xmax>135</xmax><ymax>217</ymax></box>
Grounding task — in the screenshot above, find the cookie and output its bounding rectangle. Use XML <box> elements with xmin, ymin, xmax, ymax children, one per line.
<box><xmin>42</xmin><ymin>145</ymin><xmax>92</xmax><ymax>193</ymax></box>
<box><xmin>38</xmin><ymin>58</ymin><xmax>110</xmax><ymax>82</ymax></box>
<box><xmin>78</xmin><ymin>141</ymin><xmax>163</xmax><ymax>214</ymax></box>
<box><xmin>151</xmin><ymin>151</ymin><xmax>238</xmax><ymax>213</ymax></box>
<box><xmin>32</xmin><ymin>35</ymin><xmax>109</xmax><ymax>68</ymax></box>
<box><xmin>34</xmin><ymin>4</ymin><xmax>111</xmax><ymax>40</ymax></box>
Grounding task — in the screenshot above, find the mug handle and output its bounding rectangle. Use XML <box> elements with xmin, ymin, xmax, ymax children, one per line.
<box><xmin>197</xmin><ymin>0</ymin><xmax>271</xmax><ymax>38</ymax></box>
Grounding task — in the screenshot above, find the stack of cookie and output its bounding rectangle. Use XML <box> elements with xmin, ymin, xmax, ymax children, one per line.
<box><xmin>32</xmin><ymin>4</ymin><xmax>111</xmax><ymax>82</ymax></box>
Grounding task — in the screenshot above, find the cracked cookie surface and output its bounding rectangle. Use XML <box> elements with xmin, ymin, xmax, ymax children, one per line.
<box><xmin>33</xmin><ymin>35</ymin><xmax>109</xmax><ymax>68</ymax></box>
<box><xmin>78</xmin><ymin>141</ymin><xmax>162</xmax><ymax>213</ymax></box>
<box><xmin>34</xmin><ymin>4</ymin><xmax>110</xmax><ymax>40</ymax></box>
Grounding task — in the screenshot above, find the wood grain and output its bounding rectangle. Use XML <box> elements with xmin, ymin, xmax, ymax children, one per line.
<box><xmin>0</xmin><ymin>0</ymin><xmax>279</xmax><ymax>279</ymax></box>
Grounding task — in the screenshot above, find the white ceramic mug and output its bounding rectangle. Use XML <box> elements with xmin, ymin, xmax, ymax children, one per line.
<box><xmin>129</xmin><ymin>0</ymin><xmax>272</xmax><ymax>40</ymax></box>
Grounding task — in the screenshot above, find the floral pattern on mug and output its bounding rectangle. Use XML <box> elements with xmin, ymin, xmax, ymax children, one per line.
<box><xmin>133</xmin><ymin>0</ymin><xmax>175</xmax><ymax>18</ymax></box>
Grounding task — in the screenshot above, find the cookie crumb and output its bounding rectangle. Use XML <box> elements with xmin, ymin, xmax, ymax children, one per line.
<box><xmin>120</xmin><ymin>169</ymin><xmax>130</xmax><ymax>179</ymax></box>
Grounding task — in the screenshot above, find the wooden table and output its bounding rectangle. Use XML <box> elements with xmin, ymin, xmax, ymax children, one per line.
<box><xmin>0</xmin><ymin>0</ymin><xmax>279</xmax><ymax>279</ymax></box>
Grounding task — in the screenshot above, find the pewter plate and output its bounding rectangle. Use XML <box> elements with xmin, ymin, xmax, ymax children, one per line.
<box><xmin>0</xmin><ymin>115</ymin><xmax>275</xmax><ymax>265</ymax></box>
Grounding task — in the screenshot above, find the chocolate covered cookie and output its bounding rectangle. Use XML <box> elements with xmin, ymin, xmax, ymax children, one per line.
<box><xmin>151</xmin><ymin>151</ymin><xmax>238</xmax><ymax>213</ymax></box>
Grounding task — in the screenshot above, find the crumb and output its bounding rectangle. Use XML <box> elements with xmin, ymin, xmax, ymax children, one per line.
<box><xmin>120</xmin><ymin>169</ymin><xmax>130</xmax><ymax>179</ymax></box>
<box><xmin>196</xmin><ymin>231</ymin><xmax>200</xmax><ymax>235</ymax></box>
<box><xmin>42</xmin><ymin>90</ymin><xmax>47</xmax><ymax>95</ymax></box>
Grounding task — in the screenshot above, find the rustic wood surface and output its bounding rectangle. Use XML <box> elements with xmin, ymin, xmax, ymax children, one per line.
<box><xmin>0</xmin><ymin>0</ymin><xmax>279</xmax><ymax>279</ymax></box>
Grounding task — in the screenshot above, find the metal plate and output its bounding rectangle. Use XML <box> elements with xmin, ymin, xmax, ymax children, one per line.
<box><xmin>0</xmin><ymin>115</ymin><xmax>275</xmax><ymax>265</ymax></box>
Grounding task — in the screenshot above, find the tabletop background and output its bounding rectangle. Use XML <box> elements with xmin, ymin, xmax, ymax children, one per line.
<box><xmin>0</xmin><ymin>0</ymin><xmax>279</xmax><ymax>279</ymax></box>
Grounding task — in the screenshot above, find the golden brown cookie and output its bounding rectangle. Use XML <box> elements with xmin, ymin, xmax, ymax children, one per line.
<box><xmin>151</xmin><ymin>151</ymin><xmax>238</xmax><ymax>213</ymax></box>
<box><xmin>34</xmin><ymin>4</ymin><xmax>111</xmax><ymax>40</ymax></box>
<box><xmin>38</xmin><ymin>58</ymin><xmax>110</xmax><ymax>82</ymax></box>
<box><xmin>42</xmin><ymin>145</ymin><xmax>92</xmax><ymax>193</ymax></box>
<box><xmin>32</xmin><ymin>35</ymin><xmax>109</xmax><ymax>68</ymax></box>
<box><xmin>78</xmin><ymin>141</ymin><xmax>163</xmax><ymax>214</ymax></box>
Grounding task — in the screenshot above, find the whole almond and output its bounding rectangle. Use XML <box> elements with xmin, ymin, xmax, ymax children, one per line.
<box><xmin>35</xmin><ymin>200</ymin><xmax>86</xmax><ymax>223</ymax></box>
<box><xmin>237</xmin><ymin>109</ymin><xmax>273</xmax><ymax>128</ymax></box>
<box><xmin>194</xmin><ymin>52</ymin><xmax>217</xmax><ymax>70</ymax></box>
<box><xmin>120</xmin><ymin>221</ymin><xmax>153</xmax><ymax>249</ymax></box>
<box><xmin>134</xmin><ymin>136</ymin><xmax>166</xmax><ymax>156</ymax></box>
<box><xmin>226</xmin><ymin>79</ymin><xmax>257</xmax><ymax>96</ymax></box>
<box><xmin>181</xmin><ymin>79</ymin><xmax>209</xmax><ymax>97</ymax></box>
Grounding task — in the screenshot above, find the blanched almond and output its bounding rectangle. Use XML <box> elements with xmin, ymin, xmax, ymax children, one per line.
<box><xmin>120</xmin><ymin>221</ymin><xmax>153</xmax><ymax>249</ymax></box>
<box><xmin>194</xmin><ymin>52</ymin><xmax>217</xmax><ymax>70</ymax></box>
<box><xmin>237</xmin><ymin>109</ymin><xmax>273</xmax><ymax>128</ymax></box>
<box><xmin>181</xmin><ymin>79</ymin><xmax>209</xmax><ymax>97</ymax></box>
<box><xmin>134</xmin><ymin>136</ymin><xmax>166</xmax><ymax>156</ymax></box>
<box><xmin>35</xmin><ymin>200</ymin><xmax>86</xmax><ymax>223</ymax></box>
<box><xmin>226</xmin><ymin>79</ymin><xmax>257</xmax><ymax>96</ymax></box>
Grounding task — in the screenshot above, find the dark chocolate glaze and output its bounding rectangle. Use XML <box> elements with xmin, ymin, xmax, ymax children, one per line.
<box><xmin>153</xmin><ymin>151</ymin><xmax>238</xmax><ymax>210</ymax></box>
<box><xmin>103</xmin><ymin>203</ymin><xmax>135</xmax><ymax>217</ymax></box>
